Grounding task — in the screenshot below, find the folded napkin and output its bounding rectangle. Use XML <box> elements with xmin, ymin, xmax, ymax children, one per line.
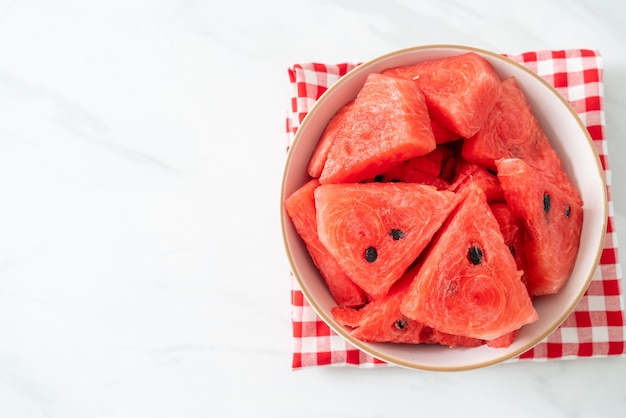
<box><xmin>285</xmin><ymin>49</ymin><xmax>626</xmax><ymax>369</ymax></box>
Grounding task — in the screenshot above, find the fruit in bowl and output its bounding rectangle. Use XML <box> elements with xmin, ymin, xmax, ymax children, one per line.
<box><xmin>281</xmin><ymin>45</ymin><xmax>607</xmax><ymax>371</ymax></box>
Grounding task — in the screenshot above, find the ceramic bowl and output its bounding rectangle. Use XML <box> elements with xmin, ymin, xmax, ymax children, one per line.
<box><xmin>281</xmin><ymin>45</ymin><xmax>607</xmax><ymax>371</ymax></box>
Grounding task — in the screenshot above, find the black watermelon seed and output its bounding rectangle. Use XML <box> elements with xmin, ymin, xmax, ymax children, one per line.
<box><xmin>486</xmin><ymin>168</ymin><xmax>497</xmax><ymax>175</ymax></box>
<box><xmin>389</xmin><ymin>178</ymin><xmax>402</xmax><ymax>183</ymax></box>
<box><xmin>468</xmin><ymin>245</ymin><xmax>484</xmax><ymax>265</ymax></box>
<box><xmin>365</xmin><ymin>246</ymin><xmax>378</xmax><ymax>263</ymax></box>
<box><xmin>390</xmin><ymin>229</ymin><xmax>405</xmax><ymax>240</ymax></box>
<box><xmin>395</xmin><ymin>319</ymin><xmax>408</xmax><ymax>330</ymax></box>
<box><xmin>565</xmin><ymin>205</ymin><xmax>571</xmax><ymax>217</ymax></box>
<box><xmin>374</xmin><ymin>174</ymin><xmax>385</xmax><ymax>183</ymax></box>
<box><xmin>543</xmin><ymin>192</ymin><xmax>551</xmax><ymax>213</ymax></box>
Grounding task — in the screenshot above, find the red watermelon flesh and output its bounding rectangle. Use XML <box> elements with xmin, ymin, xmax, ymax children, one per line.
<box><xmin>284</xmin><ymin>179</ymin><xmax>367</xmax><ymax>307</ymax></box>
<box><xmin>400</xmin><ymin>184</ymin><xmax>538</xmax><ymax>340</ymax></box>
<box><xmin>422</xmin><ymin>327</ymin><xmax>485</xmax><ymax>348</ymax></box>
<box><xmin>496</xmin><ymin>158</ymin><xmax>583</xmax><ymax>296</ymax></box>
<box><xmin>449</xmin><ymin>161</ymin><xmax>504</xmax><ymax>203</ymax></box>
<box><xmin>370</xmin><ymin>159</ymin><xmax>450</xmax><ymax>190</ymax></box>
<box><xmin>408</xmin><ymin>144</ymin><xmax>457</xmax><ymax>177</ymax></box>
<box><xmin>332</xmin><ymin>274</ymin><xmax>427</xmax><ymax>344</ymax></box>
<box><xmin>431</xmin><ymin>114</ymin><xmax>461</xmax><ymax>144</ymax></box>
<box><xmin>373</xmin><ymin>143</ymin><xmax>459</xmax><ymax>188</ymax></box>
<box><xmin>489</xmin><ymin>202</ymin><xmax>529</xmax><ymax>289</ymax></box>
<box><xmin>333</xmin><ymin>274</ymin><xmax>484</xmax><ymax>347</ymax></box>
<box><xmin>307</xmin><ymin>100</ymin><xmax>355</xmax><ymax>178</ymax></box>
<box><xmin>315</xmin><ymin>182</ymin><xmax>460</xmax><ymax>300</ymax></box>
<box><xmin>462</xmin><ymin>77</ymin><xmax>583</xmax><ymax>206</ymax></box>
<box><xmin>382</xmin><ymin>52</ymin><xmax>502</xmax><ymax>138</ymax></box>
<box><xmin>486</xmin><ymin>329</ymin><xmax>519</xmax><ymax>348</ymax></box>
<box><xmin>319</xmin><ymin>73</ymin><xmax>436</xmax><ymax>184</ymax></box>
<box><xmin>364</xmin><ymin>169</ymin><xmax>450</xmax><ymax>190</ymax></box>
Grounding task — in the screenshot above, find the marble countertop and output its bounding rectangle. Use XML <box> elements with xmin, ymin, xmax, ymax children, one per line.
<box><xmin>1</xmin><ymin>0</ymin><xmax>625</xmax><ymax>417</ymax></box>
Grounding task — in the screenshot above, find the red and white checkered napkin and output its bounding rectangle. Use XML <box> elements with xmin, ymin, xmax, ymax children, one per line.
<box><xmin>285</xmin><ymin>49</ymin><xmax>626</xmax><ymax>369</ymax></box>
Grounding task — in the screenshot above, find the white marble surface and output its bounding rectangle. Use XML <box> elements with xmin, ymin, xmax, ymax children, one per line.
<box><xmin>0</xmin><ymin>0</ymin><xmax>625</xmax><ymax>416</ymax></box>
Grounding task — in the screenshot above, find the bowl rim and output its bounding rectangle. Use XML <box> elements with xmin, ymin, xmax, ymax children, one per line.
<box><xmin>280</xmin><ymin>44</ymin><xmax>608</xmax><ymax>371</ymax></box>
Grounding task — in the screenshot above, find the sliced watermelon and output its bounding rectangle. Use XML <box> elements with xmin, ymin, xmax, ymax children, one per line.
<box><xmin>400</xmin><ymin>184</ymin><xmax>538</xmax><ymax>340</ymax></box>
<box><xmin>315</xmin><ymin>182</ymin><xmax>460</xmax><ymax>299</ymax></box>
<box><xmin>462</xmin><ymin>77</ymin><xmax>583</xmax><ymax>205</ymax></box>
<box><xmin>319</xmin><ymin>73</ymin><xmax>436</xmax><ymax>184</ymax></box>
<box><xmin>369</xmin><ymin>157</ymin><xmax>450</xmax><ymax>190</ymax></box>
<box><xmin>490</xmin><ymin>202</ymin><xmax>529</xmax><ymax>289</ymax></box>
<box><xmin>284</xmin><ymin>179</ymin><xmax>366</xmax><ymax>307</ymax></box>
<box><xmin>449</xmin><ymin>160</ymin><xmax>504</xmax><ymax>203</ymax></box>
<box><xmin>333</xmin><ymin>274</ymin><xmax>484</xmax><ymax>347</ymax></box>
<box><xmin>496</xmin><ymin>158</ymin><xmax>583</xmax><ymax>296</ymax></box>
<box><xmin>307</xmin><ymin>100</ymin><xmax>355</xmax><ymax>178</ymax></box>
<box><xmin>332</xmin><ymin>274</ymin><xmax>427</xmax><ymax>344</ymax></box>
<box><xmin>430</xmin><ymin>114</ymin><xmax>461</xmax><ymax>144</ymax></box>
<box><xmin>486</xmin><ymin>329</ymin><xmax>519</xmax><ymax>348</ymax></box>
<box><xmin>382</xmin><ymin>52</ymin><xmax>502</xmax><ymax>138</ymax></box>
<box><xmin>372</xmin><ymin>143</ymin><xmax>459</xmax><ymax>188</ymax></box>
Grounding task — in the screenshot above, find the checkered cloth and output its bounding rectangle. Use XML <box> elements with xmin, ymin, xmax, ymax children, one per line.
<box><xmin>285</xmin><ymin>49</ymin><xmax>626</xmax><ymax>369</ymax></box>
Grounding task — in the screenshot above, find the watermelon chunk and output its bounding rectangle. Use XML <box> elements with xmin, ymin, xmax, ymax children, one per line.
<box><xmin>496</xmin><ymin>158</ymin><xmax>583</xmax><ymax>296</ymax></box>
<box><xmin>486</xmin><ymin>329</ymin><xmax>519</xmax><ymax>348</ymax></box>
<box><xmin>319</xmin><ymin>73</ymin><xmax>436</xmax><ymax>184</ymax></box>
<box><xmin>490</xmin><ymin>202</ymin><xmax>529</xmax><ymax>290</ymax></box>
<box><xmin>369</xmin><ymin>161</ymin><xmax>449</xmax><ymax>191</ymax></box>
<box><xmin>307</xmin><ymin>100</ymin><xmax>355</xmax><ymax>178</ymax></box>
<box><xmin>400</xmin><ymin>184</ymin><xmax>538</xmax><ymax>340</ymax></box>
<box><xmin>430</xmin><ymin>114</ymin><xmax>462</xmax><ymax>144</ymax></box>
<box><xmin>449</xmin><ymin>160</ymin><xmax>504</xmax><ymax>203</ymax></box>
<box><xmin>382</xmin><ymin>52</ymin><xmax>502</xmax><ymax>138</ymax></box>
<box><xmin>462</xmin><ymin>77</ymin><xmax>583</xmax><ymax>205</ymax></box>
<box><xmin>332</xmin><ymin>275</ymin><xmax>427</xmax><ymax>344</ymax></box>
<box><xmin>315</xmin><ymin>183</ymin><xmax>460</xmax><ymax>299</ymax></box>
<box><xmin>284</xmin><ymin>179</ymin><xmax>366</xmax><ymax>307</ymax></box>
<box><xmin>333</xmin><ymin>274</ymin><xmax>484</xmax><ymax>347</ymax></box>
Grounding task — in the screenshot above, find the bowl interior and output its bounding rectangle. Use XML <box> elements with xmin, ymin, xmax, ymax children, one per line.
<box><xmin>281</xmin><ymin>45</ymin><xmax>607</xmax><ymax>371</ymax></box>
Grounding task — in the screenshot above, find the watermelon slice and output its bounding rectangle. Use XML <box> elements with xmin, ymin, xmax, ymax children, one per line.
<box><xmin>319</xmin><ymin>73</ymin><xmax>436</xmax><ymax>184</ymax></box>
<box><xmin>307</xmin><ymin>100</ymin><xmax>355</xmax><ymax>178</ymax></box>
<box><xmin>486</xmin><ymin>329</ymin><xmax>519</xmax><ymax>348</ymax></box>
<box><xmin>315</xmin><ymin>182</ymin><xmax>460</xmax><ymax>299</ymax></box>
<box><xmin>367</xmin><ymin>143</ymin><xmax>459</xmax><ymax>189</ymax></box>
<box><xmin>400</xmin><ymin>184</ymin><xmax>538</xmax><ymax>340</ymax></box>
<box><xmin>449</xmin><ymin>160</ymin><xmax>504</xmax><ymax>203</ymax></box>
<box><xmin>430</xmin><ymin>114</ymin><xmax>461</xmax><ymax>144</ymax></box>
<box><xmin>333</xmin><ymin>274</ymin><xmax>484</xmax><ymax>347</ymax></box>
<box><xmin>496</xmin><ymin>158</ymin><xmax>583</xmax><ymax>296</ymax></box>
<box><xmin>489</xmin><ymin>202</ymin><xmax>529</xmax><ymax>289</ymax></box>
<box><xmin>462</xmin><ymin>77</ymin><xmax>582</xmax><ymax>205</ymax></box>
<box><xmin>368</xmin><ymin>160</ymin><xmax>449</xmax><ymax>191</ymax></box>
<box><xmin>382</xmin><ymin>52</ymin><xmax>502</xmax><ymax>138</ymax></box>
<box><xmin>284</xmin><ymin>179</ymin><xmax>366</xmax><ymax>307</ymax></box>
<box><xmin>332</xmin><ymin>274</ymin><xmax>427</xmax><ymax>344</ymax></box>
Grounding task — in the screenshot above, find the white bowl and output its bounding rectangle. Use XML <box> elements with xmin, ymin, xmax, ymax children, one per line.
<box><xmin>281</xmin><ymin>45</ymin><xmax>607</xmax><ymax>371</ymax></box>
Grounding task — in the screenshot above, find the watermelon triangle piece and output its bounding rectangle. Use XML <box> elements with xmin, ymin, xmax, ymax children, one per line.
<box><xmin>449</xmin><ymin>160</ymin><xmax>504</xmax><ymax>203</ymax></box>
<box><xmin>462</xmin><ymin>76</ymin><xmax>583</xmax><ymax>205</ymax></box>
<box><xmin>496</xmin><ymin>158</ymin><xmax>583</xmax><ymax>296</ymax></box>
<box><xmin>382</xmin><ymin>52</ymin><xmax>502</xmax><ymax>138</ymax></box>
<box><xmin>400</xmin><ymin>184</ymin><xmax>538</xmax><ymax>341</ymax></box>
<box><xmin>489</xmin><ymin>202</ymin><xmax>529</xmax><ymax>291</ymax></box>
<box><xmin>319</xmin><ymin>73</ymin><xmax>436</xmax><ymax>184</ymax></box>
<box><xmin>284</xmin><ymin>179</ymin><xmax>367</xmax><ymax>307</ymax></box>
<box><xmin>332</xmin><ymin>274</ymin><xmax>484</xmax><ymax>347</ymax></box>
<box><xmin>315</xmin><ymin>182</ymin><xmax>460</xmax><ymax>299</ymax></box>
<box><xmin>332</xmin><ymin>274</ymin><xmax>427</xmax><ymax>344</ymax></box>
<box><xmin>307</xmin><ymin>100</ymin><xmax>355</xmax><ymax>178</ymax></box>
